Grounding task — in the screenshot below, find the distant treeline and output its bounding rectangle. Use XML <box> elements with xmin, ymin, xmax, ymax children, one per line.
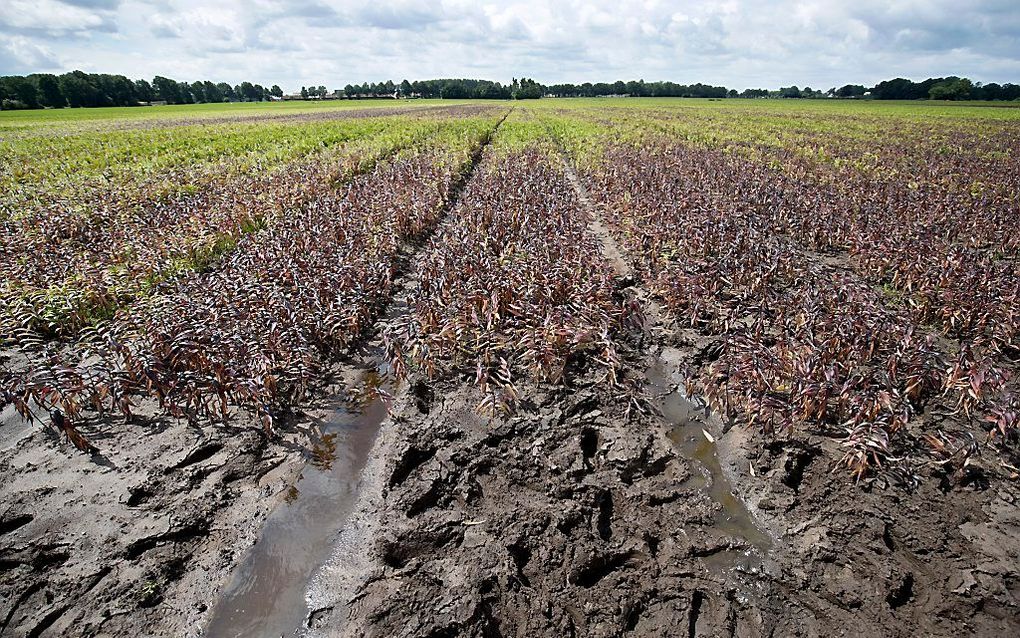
<box><xmin>341</xmin><ymin>78</ymin><xmax>725</xmax><ymax>99</ymax></box>
<box><xmin>341</xmin><ymin>78</ymin><xmax>542</xmax><ymax>100</ymax></box>
<box><xmin>547</xmin><ymin>81</ymin><xmax>730</xmax><ymax>98</ymax></box>
<box><xmin>546</xmin><ymin>77</ymin><xmax>1019</xmax><ymax>100</ymax></box>
<box><xmin>0</xmin><ymin>71</ymin><xmax>283</xmax><ymax>110</ymax></box>
<box><xmin>330</xmin><ymin>75</ymin><xmax>1020</xmax><ymax>101</ymax></box>
<box><xmin>2</xmin><ymin>70</ymin><xmax>1018</xmax><ymax>110</ymax></box>
<box><xmin>869</xmin><ymin>77</ymin><xmax>1020</xmax><ymax>101</ymax></box>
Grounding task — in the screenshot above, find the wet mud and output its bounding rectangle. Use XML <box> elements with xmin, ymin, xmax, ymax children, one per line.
<box><xmin>204</xmin><ymin>374</ymin><xmax>391</xmax><ymax>638</ymax></box>
<box><xmin>296</xmin><ymin>333</ymin><xmax>1019</xmax><ymax>638</ymax></box>
<box><xmin>305</xmin><ymin>369</ymin><xmax>781</xmax><ymax>637</ymax></box>
<box><xmin>295</xmin><ymin>151</ymin><xmax>1020</xmax><ymax>638</ymax></box>
<box><xmin>0</xmin><ymin>397</ymin><xmax>305</xmax><ymax>637</ymax></box>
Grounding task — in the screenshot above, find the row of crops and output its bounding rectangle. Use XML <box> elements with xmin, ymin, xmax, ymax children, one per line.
<box><xmin>386</xmin><ymin>134</ymin><xmax>641</xmax><ymax>415</ymax></box>
<box><xmin>1</xmin><ymin>100</ymin><xmax>1017</xmax><ymax>479</ymax></box>
<box><xmin>1</xmin><ymin>107</ymin><xmax>504</xmax><ymax>446</ymax></box>
<box><xmin>539</xmin><ymin>103</ymin><xmax>1019</xmax><ymax>478</ymax></box>
<box><xmin>0</xmin><ymin>107</ymin><xmax>495</xmax><ymax>337</ymax></box>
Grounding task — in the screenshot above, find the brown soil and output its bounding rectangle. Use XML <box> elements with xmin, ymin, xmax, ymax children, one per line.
<box><xmin>6</xmin><ymin>340</ymin><xmax>1015</xmax><ymax>637</ymax></box>
<box><xmin>0</xmin><ymin>398</ymin><xmax>305</xmax><ymax>637</ymax></box>
<box><xmin>297</xmin><ymin>324</ymin><xmax>1019</xmax><ymax>636</ymax></box>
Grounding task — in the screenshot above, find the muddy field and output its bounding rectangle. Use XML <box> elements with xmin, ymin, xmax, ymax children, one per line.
<box><xmin>305</xmin><ymin>359</ymin><xmax>1020</xmax><ymax>637</ymax></box>
<box><xmin>3</xmin><ymin>285</ymin><xmax>1017</xmax><ymax>637</ymax></box>
<box><xmin>3</xmin><ymin>101</ymin><xmax>1019</xmax><ymax>638</ymax></box>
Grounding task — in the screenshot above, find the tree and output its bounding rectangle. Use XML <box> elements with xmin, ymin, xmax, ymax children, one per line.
<box><xmin>512</xmin><ymin>77</ymin><xmax>542</xmax><ymax>99</ymax></box>
<box><xmin>626</xmin><ymin>80</ymin><xmax>646</xmax><ymax>97</ymax></box>
<box><xmin>239</xmin><ymin>81</ymin><xmax>256</xmax><ymax>101</ymax></box>
<box><xmin>836</xmin><ymin>84</ymin><xmax>866</xmax><ymax>98</ymax></box>
<box><xmin>105</xmin><ymin>75</ymin><xmax>137</xmax><ymax>106</ymax></box>
<box><xmin>779</xmin><ymin>85</ymin><xmax>802</xmax><ymax>98</ymax></box>
<box><xmin>929</xmin><ymin>77</ymin><xmax>973</xmax><ymax>101</ymax></box>
<box><xmin>59</xmin><ymin>73</ymin><xmax>94</xmax><ymax>107</ymax></box>
<box><xmin>9</xmin><ymin>77</ymin><xmax>40</xmax><ymax>108</ymax></box>
<box><xmin>270</xmin><ymin>84</ymin><xmax>283</xmax><ymax>98</ymax></box>
<box><xmin>400</xmin><ymin>79</ymin><xmax>412</xmax><ymax>96</ymax></box>
<box><xmin>152</xmin><ymin>76</ymin><xmax>182</xmax><ymax>103</ymax></box>
<box><xmin>217</xmin><ymin>82</ymin><xmax>235</xmax><ymax>100</ymax></box>
<box><xmin>36</xmin><ymin>74</ymin><xmax>65</xmax><ymax>108</ymax></box>
<box><xmin>870</xmin><ymin>78</ymin><xmax>917</xmax><ymax>100</ymax></box>
<box><xmin>203</xmin><ymin>80</ymin><xmax>223</xmax><ymax>103</ymax></box>
<box><xmin>134</xmin><ymin>79</ymin><xmax>155</xmax><ymax>102</ymax></box>
<box><xmin>190</xmin><ymin>81</ymin><xmax>207</xmax><ymax>103</ymax></box>
<box><xmin>300</xmin><ymin>86</ymin><xmax>309</xmax><ymax>99</ymax></box>
<box><xmin>975</xmin><ymin>82</ymin><xmax>1000</xmax><ymax>100</ymax></box>
<box><xmin>476</xmin><ymin>81</ymin><xmax>508</xmax><ymax>99</ymax></box>
<box><xmin>440</xmin><ymin>80</ymin><xmax>469</xmax><ymax>99</ymax></box>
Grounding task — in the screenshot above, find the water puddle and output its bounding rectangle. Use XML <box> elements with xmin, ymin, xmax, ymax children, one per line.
<box><xmin>644</xmin><ymin>356</ymin><xmax>772</xmax><ymax>578</ymax></box>
<box><xmin>204</xmin><ymin>362</ymin><xmax>393</xmax><ymax>638</ymax></box>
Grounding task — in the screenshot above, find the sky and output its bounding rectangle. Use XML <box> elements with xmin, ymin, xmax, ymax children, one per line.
<box><xmin>1</xmin><ymin>0</ymin><xmax>1019</xmax><ymax>92</ymax></box>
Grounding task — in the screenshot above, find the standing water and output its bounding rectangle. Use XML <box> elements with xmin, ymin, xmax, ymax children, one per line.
<box><xmin>204</xmin><ymin>366</ymin><xmax>393</xmax><ymax>638</ymax></box>
<box><xmin>644</xmin><ymin>356</ymin><xmax>773</xmax><ymax>574</ymax></box>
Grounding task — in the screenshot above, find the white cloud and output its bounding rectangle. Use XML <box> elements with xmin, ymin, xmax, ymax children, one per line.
<box><xmin>0</xmin><ymin>0</ymin><xmax>1017</xmax><ymax>91</ymax></box>
<box><xmin>0</xmin><ymin>0</ymin><xmax>116</xmax><ymax>33</ymax></box>
<box><xmin>150</xmin><ymin>6</ymin><xmax>247</xmax><ymax>51</ymax></box>
<box><xmin>2</xmin><ymin>36</ymin><xmax>62</xmax><ymax>71</ymax></box>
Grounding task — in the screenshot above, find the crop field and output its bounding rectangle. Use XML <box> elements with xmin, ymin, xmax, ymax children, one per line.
<box><xmin>1</xmin><ymin>99</ymin><xmax>1018</xmax><ymax>637</ymax></box>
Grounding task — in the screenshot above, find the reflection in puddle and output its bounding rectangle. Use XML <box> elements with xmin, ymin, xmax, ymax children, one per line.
<box><xmin>310</xmin><ymin>433</ymin><xmax>337</xmax><ymax>471</ymax></box>
<box><xmin>644</xmin><ymin>357</ymin><xmax>772</xmax><ymax>577</ymax></box>
<box><xmin>205</xmin><ymin>369</ymin><xmax>393</xmax><ymax>638</ymax></box>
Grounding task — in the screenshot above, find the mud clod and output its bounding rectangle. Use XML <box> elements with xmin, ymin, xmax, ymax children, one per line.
<box><xmin>781</xmin><ymin>447</ymin><xmax>817</xmax><ymax>494</ymax></box>
<box><xmin>687</xmin><ymin>590</ymin><xmax>704</xmax><ymax>638</ymax></box>
<box><xmin>412</xmin><ymin>381</ymin><xmax>436</xmax><ymax>414</ymax></box>
<box><xmin>887</xmin><ymin>572</ymin><xmax>914</xmax><ymax>609</ymax></box>
<box><xmin>170</xmin><ymin>440</ymin><xmax>224</xmax><ymax>471</ymax></box>
<box><xmin>389</xmin><ymin>445</ymin><xmax>437</xmax><ymax>489</ymax></box>
<box><xmin>571</xmin><ymin>550</ymin><xmax>639</xmax><ymax>588</ymax></box>
<box><xmin>379</xmin><ymin>524</ymin><xmax>462</xmax><ymax>569</ymax></box>
<box><xmin>0</xmin><ymin>512</ymin><xmax>33</xmax><ymax>536</ymax></box>
<box><xmin>125</xmin><ymin>521</ymin><xmax>210</xmax><ymax>560</ymax></box>
<box><xmin>596</xmin><ymin>489</ymin><xmax>614</xmax><ymax>541</ymax></box>
<box><xmin>580</xmin><ymin>427</ymin><xmax>598</xmax><ymax>461</ymax></box>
